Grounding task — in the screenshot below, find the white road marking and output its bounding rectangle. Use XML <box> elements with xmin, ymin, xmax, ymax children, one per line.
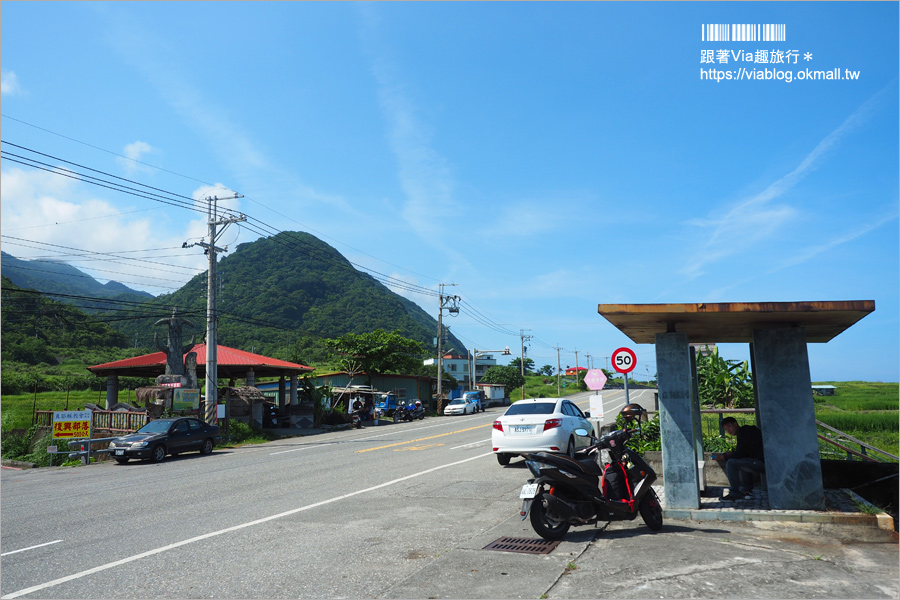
<box><xmin>450</xmin><ymin>438</ymin><xmax>492</xmax><ymax>450</ymax></box>
<box><xmin>0</xmin><ymin>452</ymin><xmax>494</xmax><ymax>599</ymax></box>
<box><xmin>1</xmin><ymin>540</ymin><xmax>63</xmax><ymax>557</ymax></box>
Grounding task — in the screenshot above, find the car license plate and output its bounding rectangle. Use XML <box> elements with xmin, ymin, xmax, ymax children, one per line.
<box><xmin>114</xmin><ymin>449</ymin><xmax>124</xmax><ymax>456</ymax></box>
<box><xmin>520</xmin><ymin>483</ymin><xmax>539</xmax><ymax>499</ymax></box>
<box><xmin>513</xmin><ymin>425</ymin><xmax>532</xmax><ymax>434</ymax></box>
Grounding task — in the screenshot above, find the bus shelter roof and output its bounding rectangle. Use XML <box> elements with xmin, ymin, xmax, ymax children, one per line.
<box><xmin>596</xmin><ymin>300</ymin><xmax>874</xmax><ymax>344</ymax></box>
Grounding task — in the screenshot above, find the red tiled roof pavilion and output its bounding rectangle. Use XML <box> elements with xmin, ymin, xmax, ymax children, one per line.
<box><xmin>87</xmin><ymin>343</ymin><xmax>313</xmax><ymax>380</ymax></box>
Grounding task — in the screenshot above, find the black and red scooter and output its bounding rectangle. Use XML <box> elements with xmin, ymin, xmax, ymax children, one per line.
<box><xmin>518</xmin><ymin>403</ymin><xmax>663</xmax><ymax>540</ymax></box>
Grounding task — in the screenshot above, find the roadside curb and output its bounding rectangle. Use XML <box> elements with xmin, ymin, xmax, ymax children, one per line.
<box><xmin>1</xmin><ymin>459</ymin><xmax>37</xmax><ymax>469</ymax></box>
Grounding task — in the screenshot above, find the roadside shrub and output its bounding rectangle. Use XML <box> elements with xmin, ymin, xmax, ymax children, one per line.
<box><xmin>0</xmin><ymin>427</ymin><xmax>33</xmax><ymax>460</ymax></box>
<box><xmin>224</xmin><ymin>420</ymin><xmax>277</xmax><ymax>445</ymax></box>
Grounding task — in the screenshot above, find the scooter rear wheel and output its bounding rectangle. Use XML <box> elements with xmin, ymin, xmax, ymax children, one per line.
<box><xmin>639</xmin><ymin>488</ymin><xmax>663</xmax><ymax>531</ymax></box>
<box><xmin>529</xmin><ymin>493</ymin><xmax>571</xmax><ymax>541</ymax></box>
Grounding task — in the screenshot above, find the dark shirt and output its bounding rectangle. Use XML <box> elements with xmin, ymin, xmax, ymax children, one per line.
<box><xmin>732</xmin><ymin>425</ymin><xmax>765</xmax><ymax>462</ymax></box>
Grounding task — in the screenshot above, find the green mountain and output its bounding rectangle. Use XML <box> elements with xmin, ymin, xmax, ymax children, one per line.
<box><xmin>1</xmin><ymin>251</ymin><xmax>153</xmax><ymax>304</ymax></box>
<box><xmin>105</xmin><ymin>231</ymin><xmax>466</xmax><ymax>364</ymax></box>
<box><xmin>0</xmin><ymin>276</ymin><xmax>130</xmax><ymax>365</ymax></box>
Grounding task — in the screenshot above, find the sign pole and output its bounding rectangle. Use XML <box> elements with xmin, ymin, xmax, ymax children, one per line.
<box><xmin>624</xmin><ymin>371</ymin><xmax>630</xmax><ymax>404</ymax></box>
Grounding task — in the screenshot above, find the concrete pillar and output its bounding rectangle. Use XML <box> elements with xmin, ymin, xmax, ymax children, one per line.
<box><xmin>290</xmin><ymin>374</ymin><xmax>298</xmax><ymax>406</ymax></box>
<box><xmin>278</xmin><ymin>376</ymin><xmax>286</xmax><ymax>409</ymax></box>
<box><xmin>246</xmin><ymin>368</ymin><xmax>255</xmax><ymax>388</ymax></box>
<box><xmin>655</xmin><ymin>332</ymin><xmax>700</xmax><ymax>509</ymax></box>
<box><xmin>105</xmin><ymin>374</ymin><xmax>119</xmax><ymax>409</ymax></box>
<box><xmin>752</xmin><ymin>327</ymin><xmax>825</xmax><ymax>510</ymax></box>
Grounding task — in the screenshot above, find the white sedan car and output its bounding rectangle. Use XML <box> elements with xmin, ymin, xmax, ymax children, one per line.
<box><xmin>444</xmin><ymin>398</ymin><xmax>477</xmax><ymax>415</ymax></box>
<box><xmin>491</xmin><ymin>398</ymin><xmax>593</xmax><ymax>465</ymax></box>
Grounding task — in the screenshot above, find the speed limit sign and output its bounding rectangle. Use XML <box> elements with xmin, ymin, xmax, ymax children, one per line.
<box><xmin>611</xmin><ymin>347</ymin><xmax>637</xmax><ymax>374</ymax></box>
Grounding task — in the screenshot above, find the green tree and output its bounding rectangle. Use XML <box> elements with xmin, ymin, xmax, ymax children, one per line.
<box><xmin>696</xmin><ymin>345</ymin><xmax>754</xmax><ymax>408</ymax></box>
<box><xmin>537</xmin><ymin>364</ymin><xmax>555</xmax><ymax>377</ymax></box>
<box><xmin>509</xmin><ymin>357</ymin><xmax>535</xmax><ymax>375</ymax></box>
<box><xmin>324</xmin><ymin>329</ymin><xmax>425</xmax><ymax>386</ymax></box>
<box><xmin>481</xmin><ymin>365</ymin><xmax>525</xmax><ymax>392</ymax></box>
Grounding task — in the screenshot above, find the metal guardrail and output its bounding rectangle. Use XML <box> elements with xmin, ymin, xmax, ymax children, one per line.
<box><xmin>62</xmin><ymin>437</ymin><xmax>118</xmax><ymax>465</ymax></box>
<box><xmin>815</xmin><ymin>421</ymin><xmax>899</xmax><ymax>463</ymax></box>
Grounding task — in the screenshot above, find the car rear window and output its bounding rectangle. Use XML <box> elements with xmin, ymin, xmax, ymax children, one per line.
<box><xmin>505</xmin><ymin>402</ymin><xmax>556</xmax><ymax>415</ymax></box>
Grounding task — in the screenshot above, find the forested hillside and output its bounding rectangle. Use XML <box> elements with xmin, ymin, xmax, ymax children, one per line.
<box><xmin>2</xmin><ymin>231</ymin><xmax>465</xmax><ymax>370</ymax></box>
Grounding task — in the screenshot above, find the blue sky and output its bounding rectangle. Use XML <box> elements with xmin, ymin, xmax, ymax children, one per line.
<box><xmin>2</xmin><ymin>2</ymin><xmax>897</xmax><ymax>382</ymax></box>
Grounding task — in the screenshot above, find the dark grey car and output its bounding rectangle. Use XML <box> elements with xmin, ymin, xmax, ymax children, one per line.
<box><xmin>107</xmin><ymin>417</ymin><xmax>221</xmax><ymax>463</ymax></box>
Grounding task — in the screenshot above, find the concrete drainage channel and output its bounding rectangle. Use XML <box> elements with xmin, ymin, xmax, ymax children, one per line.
<box><xmin>483</xmin><ymin>537</ymin><xmax>561</xmax><ymax>554</ymax></box>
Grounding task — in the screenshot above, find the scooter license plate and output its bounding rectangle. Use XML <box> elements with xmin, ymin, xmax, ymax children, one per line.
<box><xmin>519</xmin><ymin>483</ymin><xmax>539</xmax><ymax>499</ymax></box>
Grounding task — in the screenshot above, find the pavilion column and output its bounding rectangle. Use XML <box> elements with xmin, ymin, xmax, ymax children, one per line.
<box><xmin>246</xmin><ymin>368</ymin><xmax>255</xmax><ymax>388</ymax></box>
<box><xmin>655</xmin><ymin>332</ymin><xmax>701</xmax><ymax>509</ymax></box>
<box><xmin>290</xmin><ymin>374</ymin><xmax>298</xmax><ymax>405</ymax></box>
<box><xmin>752</xmin><ymin>327</ymin><xmax>825</xmax><ymax>510</ymax></box>
<box><xmin>278</xmin><ymin>376</ymin><xmax>286</xmax><ymax>409</ymax></box>
<box><xmin>105</xmin><ymin>374</ymin><xmax>119</xmax><ymax>409</ymax></box>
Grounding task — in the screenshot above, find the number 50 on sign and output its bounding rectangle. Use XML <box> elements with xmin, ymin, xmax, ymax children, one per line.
<box><xmin>612</xmin><ymin>347</ymin><xmax>637</xmax><ymax>374</ymax></box>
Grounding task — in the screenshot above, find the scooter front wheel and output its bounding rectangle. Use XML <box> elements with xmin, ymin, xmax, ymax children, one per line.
<box><xmin>639</xmin><ymin>488</ymin><xmax>663</xmax><ymax>531</ymax></box>
<box><xmin>529</xmin><ymin>493</ymin><xmax>571</xmax><ymax>541</ymax></box>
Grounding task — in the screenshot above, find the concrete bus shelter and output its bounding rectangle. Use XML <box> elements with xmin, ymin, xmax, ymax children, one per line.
<box><xmin>597</xmin><ymin>300</ymin><xmax>875</xmax><ymax>511</ymax></box>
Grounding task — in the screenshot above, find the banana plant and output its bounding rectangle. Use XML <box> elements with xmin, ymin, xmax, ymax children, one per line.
<box><xmin>696</xmin><ymin>345</ymin><xmax>754</xmax><ymax>408</ymax></box>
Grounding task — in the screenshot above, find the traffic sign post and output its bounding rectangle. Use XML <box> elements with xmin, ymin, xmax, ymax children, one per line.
<box><xmin>611</xmin><ymin>347</ymin><xmax>636</xmax><ymax>404</ymax></box>
<box><xmin>584</xmin><ymin>369</ymin><xmax>607</xmax><ymax>391</ymax></box>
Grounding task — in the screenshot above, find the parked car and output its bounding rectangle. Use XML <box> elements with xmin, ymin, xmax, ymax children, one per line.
<box><xmin>461</xmin><ymin>391</ymin><xmax>484</xmax><ymax>412</ymax></box>
<box><xmin>444</xmin><ymin>397</ymin><xmax>477</xmax><ymax>415</ymax></box>
<box><xmin>108</xmin><ymin>417</ymin><xmax>221</xmax><ymax>464</ymax></box>
<box><xmin>491</xmin><ymin>398</ymin><xmax>593</xmax><ymax>465</ymax></box>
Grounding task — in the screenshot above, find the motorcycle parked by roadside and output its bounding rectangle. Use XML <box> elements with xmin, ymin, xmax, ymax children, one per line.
<box><xmin>518</xmin><ymin>403</ymin><xmax>663</xmax><ymax>540</ymax></box>
<box><xmin>405</xmin><ymin>400</ymin><xmax>425</xmax><ymax>421</ymax></box>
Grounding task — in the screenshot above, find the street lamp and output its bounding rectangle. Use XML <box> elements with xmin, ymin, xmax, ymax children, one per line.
<box><xmin>469</xmin><ymin>347</ymin><xmax>512</xmax><ymax>391</ymax></box>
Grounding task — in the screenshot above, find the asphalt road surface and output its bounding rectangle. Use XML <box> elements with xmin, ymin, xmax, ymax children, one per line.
<box><xmin>4</xmin><ymin>389</ymin><xmax>894</xmax><ymax>599</ymax></box>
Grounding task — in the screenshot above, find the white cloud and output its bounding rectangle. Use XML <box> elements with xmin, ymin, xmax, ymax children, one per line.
<box><xmin>358</xmin><ymin>5</ymin><xmax>461</xmax><ymax>239</ymax></box>
<box><xmin>115</xmin><ymin>140</ymin><xmax>154</xmax><ymax>173</ymax></box>
<box><xmin>680</xmin><ymin>90</ymin><xmax>885</xmax><ymax>280</ymax></box>
<box><xmin>0</xmin><ymin>166</ymin><xmax>209</xmax><ymax>295</ymax></box>
<box><xmin>1</xmin><ymin>71</ymin><xmax>22</xmax><ymax>96</ymax></box>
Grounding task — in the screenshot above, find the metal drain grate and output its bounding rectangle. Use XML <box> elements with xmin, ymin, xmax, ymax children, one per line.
<box><xmin>483</xmin><ymin>536</ymin><xmax>561</xmax><ymax>555</ymax></box>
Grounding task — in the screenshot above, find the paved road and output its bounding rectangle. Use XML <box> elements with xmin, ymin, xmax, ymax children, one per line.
<box><xmin>2</xmin><ymin>396</ymin><xmax>895</xmax><ymax>599</ymax></box>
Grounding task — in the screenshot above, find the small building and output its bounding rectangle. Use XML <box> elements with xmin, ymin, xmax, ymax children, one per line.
<box><xmin>296</xmin><ymin>371</ymin><xmax>434</xmax><ymax>406</ymax></box>
<box><xmin>811</xmin><ymin>384</ymin><xmax>837</xmax><ymax>396</ymax></box>
<box><xmin>565</xmin><ymin>366</ymin><xmax>588</xmax><ymax>376</ymax></box>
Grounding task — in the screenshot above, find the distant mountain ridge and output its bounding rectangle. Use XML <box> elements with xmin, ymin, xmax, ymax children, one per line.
<box><xmin>2</xmin><ymin>234</ymin><xmax>466</xmax><ymax>362</ymax></box>
<box><xmin>1</xmin><ymin>251</ymin><xmax>154</xmax><ymax>301</ymax></box>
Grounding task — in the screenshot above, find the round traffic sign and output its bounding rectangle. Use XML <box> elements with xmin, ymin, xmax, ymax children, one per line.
<box><xmin>611</xmin><ymin>347</ymin><xmax>637</xmax><ymax>374</ymax></box>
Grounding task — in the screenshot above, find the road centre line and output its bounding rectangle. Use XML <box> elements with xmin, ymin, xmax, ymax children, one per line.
<box><xmin>0</xmin><ymin>451</ymin><xmax>494</xmax><ymax>600</ymax></box>
<box><xmin>268</xmin><ymin>418</ymin><xmax>484</xmax><ymax>455</ymax></box>
<box><xmin>1</xmin><ymin>540</ymin><xmax>63</xmax><ymax>557</ymax></box>
<box><xmin>354</xmin><ymin>424</ymin><xmax>490</xmax><ymax>453</ymax></box>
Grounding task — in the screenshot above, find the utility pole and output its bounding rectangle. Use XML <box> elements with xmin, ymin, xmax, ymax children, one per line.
<box><xmin>519</xmin><ymin>329</ymin><xmax>532</xmax><ymax>400</ymax></box>
<box><xmin>436</xmin><ymin>284</ymin><xmax>459</xmax><ymax>414</ymax></box>
<box><xmin>574</xmin><ymin>348</ymin><xmax>579</xmax><ymax>388</ymax></box>
<box><xmin>555</xmin><ymin>344</ymin><xmax>562</xmax><ymax>397</ymax></box>
<box><xmin>183</xmin><ymin>193</ymin><xmax>245</xmax><ymax>425</ymax></box>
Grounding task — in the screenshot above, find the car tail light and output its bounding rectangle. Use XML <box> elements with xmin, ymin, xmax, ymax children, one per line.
<box><xmin>493</xmin><ymin>420</ymin><xmax>503</xmax><ymax>432</ymax></box>
<box><xmin>543</xmin><ymin>418</ymin><xmax>562</xmax><ymax>431</ymax></box>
